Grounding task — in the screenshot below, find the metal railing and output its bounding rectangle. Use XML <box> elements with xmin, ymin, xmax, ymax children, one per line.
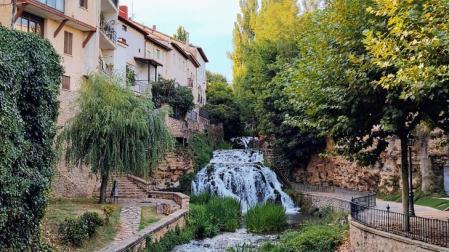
<box><xmin>351</xmin><ymin>198</ymin><xmax>449</xmax><ymax>247</ymax></box>
<box><xmin>100</xmin><ymin>19</ymin><xmax>117</xmax><ymax>44</ymax></box>
<box><xmin>131</xmin><ymin>80</ymin><xmax>151</xmax><ymax>95</ymax></box>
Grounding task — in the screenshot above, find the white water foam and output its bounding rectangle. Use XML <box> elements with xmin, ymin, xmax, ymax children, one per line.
<box><xmin>192</xmin><ymin>149</ymin><xmax>299</xmax><ymax>213</ymax></box>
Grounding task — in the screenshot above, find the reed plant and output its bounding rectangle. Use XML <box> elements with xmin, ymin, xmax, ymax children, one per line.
<box><xmin>245</xmin><ymin>203</ymin><xmax>287</xmax><ymax>234</ymax></box>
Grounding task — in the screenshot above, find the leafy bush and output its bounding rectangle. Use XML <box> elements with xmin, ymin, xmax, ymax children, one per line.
<box><xmin>245</xmin><ymin>203</ymin><xmax>287</xmax><ymax>234</ymax></box>
<box><xmin>189</xmin><ymin>133</ymin><xmax>214</xmax><ymax>168</ymax></box>
<box><xmin>278</xmin><ymin>225</ymin><xmax>344</xmax><ymax>252</ymax></box>
<box><xmin>0</xmin><ymin>27</ymin><xmax>63</xmax><ymax>250</ymax></box>
<box><xmin>178</xmin><ymin>172</ymin><xmax>195</xmax><ymax>194</ymax></box>
<box><xmin>102</xmin><ymin>205</ymin><xmax>115</xmax><ymax>224</ymax></box>
<box><xmin>80</xmin><ymin>212</ymin><xmax>104</xmax><ymax>237</ymax></box>
<box><xmin>152</xmin><ymin>78</ymin><xmax>194</xmax><ymax>119</ymax></box>
<box><xmin>58</xmin><ymin>212</ymin><xmax>104</xmax><ymax>246</ymax></box>
<box><xmin>145</xmin><ymin>226</ymin><xmax>192</xmax><ymax>252</ymax></box>
<box><xmin>190</xmin><ymin>193</ymin><xmax>213</xmax><ymax>205</ymax></box>
<box><xmin>188</xmin><ymin>204</ymin><xmax>220</xmax><ymax>239</ymax></box>
<box><xmin>59</xmin><ymin>218</ymin><xmax>89</xmax><ymax>247</ymax></box>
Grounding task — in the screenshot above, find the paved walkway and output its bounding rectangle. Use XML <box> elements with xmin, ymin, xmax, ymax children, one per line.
<box><xmin>300</xmin><ymin>190</ymin><xmax>449</xmax><ymax>220</ymax></box>
<box><xmin>107</xmin><ymin>198</ymin><xmax>179</xmax><ymax>248</ymax></box>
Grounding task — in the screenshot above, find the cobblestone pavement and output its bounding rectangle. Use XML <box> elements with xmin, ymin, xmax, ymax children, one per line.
<box><xmin>107</xmin><ymin>198</ymin><xmax>178</xmax><ymax>246</ymax></box>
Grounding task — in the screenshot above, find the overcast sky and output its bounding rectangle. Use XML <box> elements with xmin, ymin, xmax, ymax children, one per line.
<box><xmin>120</xmin><ymin>0</ymin><xmax>240</xmax><ymax>81</ymax></box>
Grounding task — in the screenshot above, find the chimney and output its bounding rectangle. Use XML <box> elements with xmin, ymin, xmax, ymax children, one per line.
<box><xmin>119</xmin><ymin>5</ymin><xmax>128</xmax><ymax>19</ymax></box>
<box><xmin>152</xmin><ymin>25</ymin><xmax>157</xmax><ymax>32</ymax></box>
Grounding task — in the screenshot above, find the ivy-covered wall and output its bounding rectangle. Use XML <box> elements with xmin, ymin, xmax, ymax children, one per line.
<box><xmin>0</xmin><ymin>27</ymin><xmax>63</xmax><ymax>250</ymax></box>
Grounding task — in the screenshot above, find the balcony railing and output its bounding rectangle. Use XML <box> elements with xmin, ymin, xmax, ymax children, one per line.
<box><xmin>38</xmin><ymin>0</ymin><xmax>64</xmax><ymax>12</ymax></box>
<box><xmin>131</xmin><ymin>80</ymin><xmax>151</xmax><ymax>95</ymax></box>
<box><xmin>100</xmin><ymin>18</ymin><xmax>117</xmax><ymax>44</ymax></box>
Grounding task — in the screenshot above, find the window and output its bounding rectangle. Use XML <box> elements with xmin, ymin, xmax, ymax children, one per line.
<box><xmin>15</xmin><ymin>12</ymin><xmax>44</xmax><ymax>37</ymax></box>
<box><xmin>62</xmin><ymin>76</ymin><xmax>71</xmax><ymax>90</ymax></box>
<box><xmin>157</xmin><ymin>49</ymin><xmax>161</xmax><ymax>59</ymax></box>
<box><xmin>64</xmin><ymin>31</ymin><xmax>73</xmax><ymax>55</ymax></box>
<box><xmin>122</xmin><ymin>25</ymin><xmax>127</xmax><ymax>31</ymax></box>
<box><xmin>79</xmin><ymin>0</ymin><xmax>88</xmax><ymax>9</ymax></box>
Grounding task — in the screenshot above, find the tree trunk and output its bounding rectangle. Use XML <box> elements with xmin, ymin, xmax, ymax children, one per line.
<box><xmin>400</xmin><ymin>135</ymin><xmax>410</xmax><ymax>231</ymax></box>
<box><xmin>99</xmin><ymin>173</ymin><xmax>109</xmax><ymax>204</ymax></box>
<box><xmin>10</xmin><ymin>0</ymin><xmax>17</xmax><ymax>29</ymax></box>
<box><xmin>419</xmin><ymin>136</ymin><xmax>433</xmax><ymax>193</ymax></box>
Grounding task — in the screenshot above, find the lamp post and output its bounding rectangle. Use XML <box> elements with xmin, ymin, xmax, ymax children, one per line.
<box><xmin>408</xmin><ymin>133</ymin><xmax>416</xmax><ymax>217</ymax></box>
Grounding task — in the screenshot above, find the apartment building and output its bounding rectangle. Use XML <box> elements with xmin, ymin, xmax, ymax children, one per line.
<box><xmin>0</xmin><ymin>0</ymin><xmax>119</xmax><ymax>126</ymax></box>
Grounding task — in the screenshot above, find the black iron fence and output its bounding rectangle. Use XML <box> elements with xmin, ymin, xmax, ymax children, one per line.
<box><xmin>351</xmin><ymin>199</ymin><xmax>449</xmax><ymax>247</ymax></box>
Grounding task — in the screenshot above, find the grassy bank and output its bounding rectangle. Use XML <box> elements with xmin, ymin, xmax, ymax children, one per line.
<box><xmin>139</xmin><ymin>206</ymin><xmax>163</xmax><ymax>230</ymax></box>
<box><xmin>42</xmin><ymin>198</ymin><xmax>121</xmax><ymax>251</ymax></box>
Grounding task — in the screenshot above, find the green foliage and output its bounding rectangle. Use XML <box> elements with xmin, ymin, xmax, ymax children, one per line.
<box><xmin>145</xmin><ymin>195</ymin><xmax>241</xmax><ymax>252</ymax></box>
<box><xmin>207</xmin><ymin>70</ymin><xmax>228</xmax><ymax>84</ymax></box>
<box><xmin>245</xmin><ymin>203</ymin><xmax>287</xmax><ymax>234</ymax></box>
<box><xmin>258</xmin><ymin>209</ymin><xmax>348</xmax><ymax>252</ymax></box>
<box><xmin>58</xmin><ymin>212</ymin><xmax>105</xmax><ymax>247</ymax></box>
<box><xmin>189</xmin><ymin>133</ymin><xmax>214</xmax><ymax>168</ymax></box>
<box><xmin>57</xmin><ymin>74</ymin><xmax>173</xmax><ymax>202</ymax></box>
<box><xmin>173</xmin><ymin>26</ymin><xmax>189</xmax><ymax>43</ymax></box>
<box><xmin>151</xmin><ymin>78</ymin><xmax>195</xmax><ymax>119</ymax></box>
<box><xmin>59</xmin><ymin>218</ymin><xmax>89</xmax><ymax>247</ymax></box>
<box><xmin>205</xmin><ymin>75</ymin><xmax>246</xmax><ymax>139</ymax></box>
<box><xmin>276</xmin><ymin>225</ymin><xmax>344</xmax><ymax>252</ymax></box>
<box><xmin>79</xmin><ymin>212</ymin><xmax>105</xmax><ymax>238</ymax></box>
<box><xmin>102</xmin><ymin>205</ymin><xmax>115</xmax><ymax>224</ymax></box>
<box><xmin>178</xmin><ymin>172</ymin><xmax>195</xmax><ymax>194</ymax></box>
<box><xmin>0</xmin><ymin>27</ymin><xmax>63</xmax><ymax>250</ymax></box>
<box><xmin>126</xmin><ymin>64</ymin><xmax>136</xmax><ymax>86</ymax></box>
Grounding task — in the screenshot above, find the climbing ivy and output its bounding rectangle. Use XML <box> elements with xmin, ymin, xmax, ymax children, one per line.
<box><xmin>0</xmin><ymin>27</ymin><xmax>63</xmax><ymax>250</ymax></box>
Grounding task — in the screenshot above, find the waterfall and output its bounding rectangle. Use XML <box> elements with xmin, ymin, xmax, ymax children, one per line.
<box><xmin>192</xmin><ymin>148</ymin><xmax>299</xmax><ymax>213</ymax></box>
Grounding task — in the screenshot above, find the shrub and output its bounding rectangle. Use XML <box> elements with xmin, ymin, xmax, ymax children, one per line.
<box><xmin>102</xmin><ymin>205</ymin><xmax>115</xmax><ymax>224</ymax></box>
<box><xmin>178</xmin><ymin>172</ymin><xmax>195</xmax><ymax>194</ymax></box>
<box><xmin>0</xmin><ymin>27</ymin><xmax>63</xmax><ymax>250</ymax></box>
<box><xmin>279</xmin><ymin>225</ymin><xmax>344</xmax><ymax>252</ymax></box>
<box><xmin>188</xmin><ymin>204</ymin><xmax>220</xmax><ymax>239</ymax></box>
<box><xmin>151</xmin><ymin>78</ymin><xmax>194</xmax><ymax>119</ymax></box>
<box><xmin>58</xmin><ymin>218</ymin><xmax>89</xmax><ymax>247</ymax></box>
<box><xmin>245</xmin><ymin>203</ymin><xmax>287</xmax><ymax>234</ymax></box>
<box><xmin>80</xmin><ymin>212</ymin><xmax>104</xmax><ymax>237</ymax></box>
<box><xmin>145</xmin><ymin>226</ymin><xmax>192</xmax><ymax>252</ymax></box>
<box><xmin>58</xmin><ymin>212</ymin><xmax>104</xmax><ymax>246</ymax></box>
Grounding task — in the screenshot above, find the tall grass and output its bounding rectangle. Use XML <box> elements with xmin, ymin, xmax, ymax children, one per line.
<box><xmin>245</xmin><ymin>203</ymin><xmax>287</xmax><ymax>234</ymax></box>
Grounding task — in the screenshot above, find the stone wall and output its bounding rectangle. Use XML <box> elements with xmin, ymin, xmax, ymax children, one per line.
<box><xmin>300</xmin><ymin>193</ymin><xmax>351</xmax><ymax>213</ymax></box>
<box><xmin>350</xmin><ymin>218</ymin><xmax>449</xmax><ymax>252</ymax></box>
<box><xmin>152</xmin><ymin>149</ymin><xmax>195</xmax><ymax>190</ymax></box>
<box><xmin>292</xmin><ymin>133</ymin><xmax>449</xmax><ymax>194</ymax></box>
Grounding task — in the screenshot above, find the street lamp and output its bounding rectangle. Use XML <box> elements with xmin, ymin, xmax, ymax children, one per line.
<box><xmin>408</xmin><ymin>133</ymin><xmax>416</xmax><ymax>217</ymax></box>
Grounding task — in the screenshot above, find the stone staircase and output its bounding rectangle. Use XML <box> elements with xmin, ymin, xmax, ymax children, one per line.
<box><xmin>95</xmin><ymin>176</ymin><xmax>148</xmax><ymax>199</ymax></box>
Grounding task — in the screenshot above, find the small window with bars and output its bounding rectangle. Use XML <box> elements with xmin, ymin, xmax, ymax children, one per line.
<box><xmin>62</xmin><ymin>75</ymin><xmax>71</xmax><ymax>90</ymax></box>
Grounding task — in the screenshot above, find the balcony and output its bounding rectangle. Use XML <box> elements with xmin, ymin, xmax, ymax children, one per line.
<box><xmin>38</xmin><ymin>0</ymin><xmax>64</xmax><ymax>12</ymax></box>
<box><xmin>100</xmin><ymin>18</ymin><xmax>117</xmax><ymax>49</ymax></box>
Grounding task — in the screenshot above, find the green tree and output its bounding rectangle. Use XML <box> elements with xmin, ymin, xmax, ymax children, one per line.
<box><xmin>205</xmin><ymin>78</ymin><xmax>245</xmax><ymax>139</ymax></box>
<box><xmin>58</xmin><ymin>74</ymin><xmax>173</xmax><ymax>203</ymax></box>
<box><xmin>173</xmin><ymin>26</ymin><xmax>189</xmax><ymax>43</ymax></box>
<box><xmin>206</xmin><ymin>70</ymin><xmax>227</xmax><ymax>84</ymax></box>
<box><xmin>0</xmin><ymin>27</ymin><xmax>63</xmax><ymax>250</ymax></box>
<box><xmin>151</xmin><ymin>78</ymin><xmax>195</xmax><ymax>119</ymax></box>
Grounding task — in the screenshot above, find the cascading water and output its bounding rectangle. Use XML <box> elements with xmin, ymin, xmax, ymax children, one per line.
<box><xmin>192</xmin><ymin>147</ymin><xmax>299</xmax><ymax>214</ymax></box>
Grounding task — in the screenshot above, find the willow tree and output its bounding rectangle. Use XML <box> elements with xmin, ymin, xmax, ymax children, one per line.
<box><xmin>58</xmin><ymin>74</ymin><xmax>173</xmax><ymax>203</ymax></box>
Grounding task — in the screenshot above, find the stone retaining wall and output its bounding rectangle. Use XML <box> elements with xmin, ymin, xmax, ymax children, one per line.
<box><xmin>350</xmin><ymin>217</ymin><xmax>449</xmax><ymax>252</ymax></box>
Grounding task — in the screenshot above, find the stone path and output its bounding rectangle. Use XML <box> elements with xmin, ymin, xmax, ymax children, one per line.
<box><xmin>106</xmin><ymin>198</ymin><xmax>179</xmax><ymax>247</ymax></box>
<box><xmin>113</xmin><ymin>204</ymin><xmax>142</xmax><ymax>242</ymax></box>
